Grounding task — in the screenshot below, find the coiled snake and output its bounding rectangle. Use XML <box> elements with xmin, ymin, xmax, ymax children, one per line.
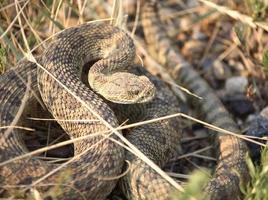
<box><xmin>0</xmin><ymin>2</ymin><xmax>250</xmax><ymax>199</ymax></box>
<box><xmin>0</xmin><ymin>23</ymin><xmax>181</xmax><ymax>199</ymax></box>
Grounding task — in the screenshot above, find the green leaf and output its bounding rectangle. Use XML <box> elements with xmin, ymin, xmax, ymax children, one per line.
<box><xmin>234</xmin><ymin>22</ymin><xmax>250</xmax><ymax>46</ymax></box>
<box><xmin>0</xmin><ymin>44</ymin><xmax>6</xmax><ymax>74</ymax></box>
<box><xmin>262</xmin><ymin>52</ymin><xmax>268</xmax><ymax>68</ymax></box>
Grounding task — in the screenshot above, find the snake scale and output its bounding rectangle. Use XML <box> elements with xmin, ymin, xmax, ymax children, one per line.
<box><xmin>0</xmin><ymin>2</ymin><xmax>249</xmax><ymax>200</ymax></box>
<box><xmin>141</xmin><ymin>1</ymin><xmax>249</xmax><ymax>199</ymax></box>
<box><xmin>0</xmin><ymin>22</ymin><xmax>181</xmax><ymax>199</ymax></box>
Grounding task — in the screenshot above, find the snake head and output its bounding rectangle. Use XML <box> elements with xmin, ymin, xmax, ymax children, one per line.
<box><xmin>89</xmin><ymin>72</ymin><xmax>156</xmax><ymax>104</ymax></box>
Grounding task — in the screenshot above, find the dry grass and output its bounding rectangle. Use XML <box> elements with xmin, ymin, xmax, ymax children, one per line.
<box><xmin>0</xmin><ymin>0</ymin><xmax>268</xmax><ymax>199</ymax></box>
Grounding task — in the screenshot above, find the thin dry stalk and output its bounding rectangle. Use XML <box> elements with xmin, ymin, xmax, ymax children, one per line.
<box><xmin>200</xmin><ymin>21</ymin><xmax>221</xmax><ymax>65</ymax></box>
<box><xmin>171</xmin><ymin>146</ymin><xmax>213</xmax><ymax>161</ymax></box>
<box><xmin>198</xmin><ymin>0</ymin><xmax>268</xmax><ymax>32</ymax></box>
<box><xmin>0</xmin><ymin>77</ymin><xmax>30</xmax><ymax>143</ymax></box>
<box><xmin>0</xmin><ymin>125</ymin><xmax>34</xmax><ymax>131</ymax></box>
<box><xmin>131</xmin><ymin>0</ymin><xmax>140</xmax><ymax>37</ymax></box>
<box><xmin>0</xmin><ymin>0</ymin><xmax>30</xmax><ymax>40</ymax></box>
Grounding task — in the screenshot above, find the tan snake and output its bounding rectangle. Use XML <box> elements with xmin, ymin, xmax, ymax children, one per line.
<box><xmin>0</xmin><ymin>22</ymin><xmax>181</xmax><ymax>199</ymax></box>
<box><xmin>0</xmin><ymin>2</ymin><xmax>250</xmax><ymax>197</ymax></box>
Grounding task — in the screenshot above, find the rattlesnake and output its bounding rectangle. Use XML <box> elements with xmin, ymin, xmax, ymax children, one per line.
<box><xmin>141</xmin><ymin>1</ymin><xmax>249</xmax><ymax>199</ymax></box>
<box><xmin>0</xmin><ymin>3</ymin><xmax>250</xmax><ymax>198</ymax></box>
<box><xmin>0</xmin><ymin>23</ymin><xmax>181</xmax><ymax>199</ymax></box>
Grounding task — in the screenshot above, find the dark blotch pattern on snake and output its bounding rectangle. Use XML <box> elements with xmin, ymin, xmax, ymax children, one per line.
<box><xmin>0</xmin><ymin>23</ymin><xmax>181</xmax><ymax>199</ymax></box>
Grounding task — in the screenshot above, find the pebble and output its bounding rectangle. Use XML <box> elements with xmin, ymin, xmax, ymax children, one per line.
<box><xmin>123</xmin><ymin>0</ymin><xmax>136</xmax><ymax>15</ymax></box>
<box><xmin>212</xmin><ymin>60</ymin><xmax>231</xmax><ymax>80</ymax></box>
<box><xmin>246</xmin><ymin>114</ymin><xmax>258</xmax><ymax>123</ymax></box>
<box><xmin>246</xmin><ymin>116</ymin><xmax>268</xmax><ymax>162</ymax></box>
<box><xmin>192</xmin><ymin>29</ymin><xmax>207</xmax><ymax>40</ymax></box>
<box><xmin>182</xmin><ymin>40</ymin><xmax>206</xmax><ymax>58</ymax></box>
<box><xmin>180</xmin><ymin>17</ymin><xmax>192</xmax><ymax>29</ymax></box>
<box><xmin>201</xmin><ymin>57</ymin><xmax>214</xmax><ymax>71</ymax></box>
<box><xmin>228</xmin><ymin>60</ymin><xmax>245</xmax><ymax>74</ymax></box>
<box><xmin>260</xmin><ymin>106</ymin><xmax>268</xmax><ymax>119</ymax></box>
<box><xmin>187</xmin><ymin>0</ymin><xmax>199</xmax><ymax>7</ymax></box>
<box><xmin>225</xmin><ymin>76</ymin><xmax>248</xmax><ymax>95</ymax></box>
<box><xmin>223</xmin><ymin>94</ymin><xmax>255</xmax><ymax>118</ymax></box>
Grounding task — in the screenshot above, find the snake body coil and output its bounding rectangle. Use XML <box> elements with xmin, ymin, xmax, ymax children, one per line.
<box><xmin>141</xmin><ymin>2</ymin><xmax>249</xmax><ymax>199</ymax></box>
<box><xmin>0</xmin><ymin>23</ymin><xmax>181</xmax><ymax>199</ymax></box>
<box><xmin>0</xmin><ymin>3</ymin><xmax>250</xmax><ymax>198</ymax></box>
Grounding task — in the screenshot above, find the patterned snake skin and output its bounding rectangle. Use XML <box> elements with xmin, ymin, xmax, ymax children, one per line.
<box><xmin>0</xmin><ymin>23</ymin><xmax>181</xmax><ymax>199</ymax></box>
<box><xmin>141</xmin><ymin>1</ymin><xmax>249</xmax><ymax>199</ymax></box>
<box><xmin>0</xmin><ymin>2</ymin><xmax>250</xmax><ymax>198</ymax></box>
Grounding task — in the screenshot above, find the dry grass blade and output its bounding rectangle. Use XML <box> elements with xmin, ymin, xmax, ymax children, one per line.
<box><xmin>131</xmin><ymin>0</ymin><xmax>140</xmax><ymax>37</ymax></box>
<box><xmin>191</xmin><ymin>154</ymin><xmax>216</xmax><ymax>161</ymax></box>
<box><xmin>1</xmin><ymin>113</ymin><xmax>181</xmax><ymax>167</ymax></box>
<box><xmin>111</xmin><ymin>0</ymin><xmax>124</xmax><ymax>27</ymax></box>
<box><xmin>15</xmin><ymin>0</ymin><xmax>31</xmax><ymax>52</ymax></box>
<box><xmin>198</xmin><ymin>0</ymin><xmax>268</xmax><ymax>32</ymax></box>
<box><xmin>19</xmin><ymin>9</ymin><xmax>45</xmax><ymax>48</ymax></box>
<box><xmin>162</xmin><ymin>6</ymin><xmax>203</xmax><ymax>20</ymax></box>
<box><xmin>0</xmin><ymin>0</ymin><xmax>27</xmax><ymax>12</ymax></box>
<box><xmin>19</xmin><ymin>18</ymin><xmax>114</xmax><ymax>59</ymax></box>
<box><xmin>199</xmin><ymin>21</ymin><xmax>220</xmax><ymax>65</ymax></box>
<box><xmin>179</xmin><ymin>113</ymin><xmax>265</xmax><ymax>146</ymax></box>
<box><xmin>28</xmin><ymin>134</ymin><xmax>113</xmax><ymax>188</ymax></box>
<box><xmin>171</xmin><ymin>146</ymin><xmax>213</xmax><ymax>161</ymax></box>
<box><xmin>0</xmin><ymin>76</ymin><xmax>30</xmax><ymax>143</ymax></box>
<box><xmin>31</xmin><ymin>188</ymin><xmax>42</xmax><ymax>200</ymax></box>
<box><xmin>98</xmin><ymin>160</ymin><xmax>131</xmax><ymax>181</ymax></box>
<box><xmin>52</xmin><ymin>0</ymin><xmax>64</xmax><ymax>33</ymax></box>
<box><xmin>0</xmin><ymin>125</ymin><xmax>34</xmax><ymax>131</ymax></box>
<box><xmin>0</xmin><ymin>131</ymin><xmax>108</xmax><ymax>167</ymax></box>
<box><xmin>167</xmin><ymin>172</ymin><xmax>191</xmax><ymax>179</ymax></box>
<box><xmin>181</xmin><ymin>135</ymin><xmax>209</xmax><ymax>143</ymax></box>
<box><xmin>29</xmin><ymin>117</ymin><xmax>99</xmax><ymax>123</ymax></box>
<box><xmin>0</xmin><ymin>0</ymin><xmax>30</xmax><ymax>40</ymax></box>
<box><xmin>165</xmin><ymin>80</ymin><xmax>202</xmax><ymax>99</ymax></box>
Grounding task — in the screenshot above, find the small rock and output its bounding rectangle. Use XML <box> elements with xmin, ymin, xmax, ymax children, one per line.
<box><xmin>180</xmin><ymin>17</ymin><xmax>192</xmax><ymax>29</ymax></box>
<box><xmin>182</xmin><ymin>40</ymin><xmax>206</xmax><ymax>58</ymax></box>
<box><xmin>246</xmin><ymin>114</ymin><xmax>258</xmax><ymax>123</ymax></box>
<box><xmin>46</xmin><ymin>145</ymin><xmax>74</xmax><ymax>158</ymax></box>
<box><xmin>226</xmin><ymin>50</ymin><xmax>240</xmax><ymax>59</ymax></box>
<box><xmin>212</xmin><ymin>60</ymin><xmax>231</xmax><ymax>80</ymax></box>
<box><xmin>246</xmin><ymin>116</ymin><xmax>268</xmax><ymax>162</ymax></box>
<box><xmin>223</xmin><ymin>94</ymin><xmax>255</xmax><ymax>118</ymax></box>
<box><xmin>187</xmin><ymin>0</ymin><xmax>199</xmax><ymax>7</ymax></box>
<box><xmin>193</xmin><ymin>129</ymin><xmax>209</xmax><ymax>139</ymax></box>
<box><xmin>123</xmin><ymin>0</ymin><xmax>136</xmax><ymax>15</ymax></box>
<box><xmin>212</xmin><ymin>43</ymin><xmax>226</xmax><ymax>53</ymax></box>
<box><xmin>225</xmin><ymin>76</ymin><xmax>248</xmax><ymax>95</ymax></box>
<box><xmin>201</xmin><ymin>57</ymin><xmax>214</xmax><ymax>71</ymax></box>
<box><xmin>260</xmin><ymin>106</ymin><xmax>268</xmax><ymax>119</ymax></box>
<box><xmin>192</xmin><ymin>29</ymin><xmax>207</xmax><ymax>40</ymax></box>
<box><xmin>228</xmin><ymin>60</ymin><xmax>245</xmax><ymax>74</ymax></box>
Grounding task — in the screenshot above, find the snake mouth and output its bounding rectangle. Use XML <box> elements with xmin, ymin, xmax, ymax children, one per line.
<box><xmin>109</xmin><ymin>86</ymin><xmax>156</xmax><ymax>104</ymax></box>
<box><xmin>134</xmin><ymin>88</ymin><xmax>156</xmax><ymax>103</ymax></box>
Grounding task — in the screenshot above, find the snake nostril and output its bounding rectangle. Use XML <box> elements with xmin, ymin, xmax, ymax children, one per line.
<box><xmin>134</xmin><ymin>90</ymin><xmax>140</xmax><ymax>95</ymax></box>
<box><xmin>130</xmin><ymin>90</ymin><xmax>139</xmax><ymax>96</ymax></box>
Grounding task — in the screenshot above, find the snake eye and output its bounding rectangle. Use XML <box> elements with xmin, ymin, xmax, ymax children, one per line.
<box><xmin>128</xmin><ymin>90</ymin><xmax>139</xmax><ymax>96</ymax></box>
<box><xmin>133</xmin><ymin>90</ymin><xmax>140</xmax><ymax>95</ymax></box>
